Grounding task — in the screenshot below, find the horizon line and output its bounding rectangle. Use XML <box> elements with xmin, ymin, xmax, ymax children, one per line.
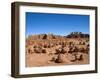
<box><xmin>26</xmin><ymin>32</ymin><xmax>89</xmax><ymax>37</ymax></box>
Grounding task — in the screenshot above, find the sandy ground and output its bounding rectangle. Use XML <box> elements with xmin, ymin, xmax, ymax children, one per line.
<box><xmin>25</xmin><ymin>38</ymin><xmax>89</xmax><ymax>67</ymax></box>
<box><xmin>26</xmin><ymin>53</ymin><xmax>89</xmax><ymax>67</ymax></box>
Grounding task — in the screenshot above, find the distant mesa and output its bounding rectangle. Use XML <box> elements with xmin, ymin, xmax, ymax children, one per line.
<box><xmin>66</xmin><ymin>32</ymin><xmax>89</xmax><ymax>38</ymax></box>
<box><xmin>27</xmin><ymin>32</ymin><xmax>89</xmax><ymax>40</ymax></box>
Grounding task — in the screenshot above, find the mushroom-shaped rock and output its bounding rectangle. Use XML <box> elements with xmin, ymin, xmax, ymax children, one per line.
<box><xmin>54</xmin><ymin>54</ymin><xmax>64</xmax><ymax>63</ymax></box>
<box><xmin>75</xmin><ymin>52</ymin><xmax>83</xmax><ymax>61</ymax></box>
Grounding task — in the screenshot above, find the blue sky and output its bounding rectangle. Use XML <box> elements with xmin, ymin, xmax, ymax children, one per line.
<box><xmin>26</xmin><ymin>12</ymin><xmax>89</xmax><ymax>37</ymax></box>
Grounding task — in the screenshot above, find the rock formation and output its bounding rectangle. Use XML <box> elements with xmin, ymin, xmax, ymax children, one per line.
<box><xmin>26</xmin><ymin>32</ymin><xmax>89</xmax><ymax>67</ymax></box>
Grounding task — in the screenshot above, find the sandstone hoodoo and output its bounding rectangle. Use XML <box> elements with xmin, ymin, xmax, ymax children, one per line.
<box><xmin>26</xmin><ymin>32</ymin><xmax>89</xmax><ymax>67</ymax></box>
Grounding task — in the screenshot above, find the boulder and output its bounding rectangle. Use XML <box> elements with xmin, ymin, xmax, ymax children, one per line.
<box><xmin>34</xmin><ymin>47</ymin><xmax>42</xmax><ymax>53</ymax></box>
<box><xmin>54</xmin><ymin>54</ymin><xmax>64</xmax><ymax>63</ymax></box>
<box><xmin>76</xmin><ymin>53</ymin><xmax>83</xmax><ymax>61</ymax></box>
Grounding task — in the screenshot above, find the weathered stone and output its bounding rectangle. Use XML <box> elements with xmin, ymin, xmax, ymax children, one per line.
<box><xmin>42</xmin><ymin>49</ymin><xmax>47</xmax><ymax>53</ymax></box>
<box><xmin>54</xmin><ymin>54</ymin><xmax>64</xmax><ymax>63</ymax></box>
<box><xmin>76</xmin><ymin>53</ymin><xmax>83</xmax><ymax>61</ymax></box>
<box><xmin>34</xmin><ymin>47</ymin><xmax>42</xmax><ymax>53</ymax></box>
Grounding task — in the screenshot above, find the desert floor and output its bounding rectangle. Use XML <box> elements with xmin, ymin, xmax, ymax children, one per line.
<box><xmin>25</xmin><ymin>37</ymin><xmax>89</xmax><ymax>67</ymax></box>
